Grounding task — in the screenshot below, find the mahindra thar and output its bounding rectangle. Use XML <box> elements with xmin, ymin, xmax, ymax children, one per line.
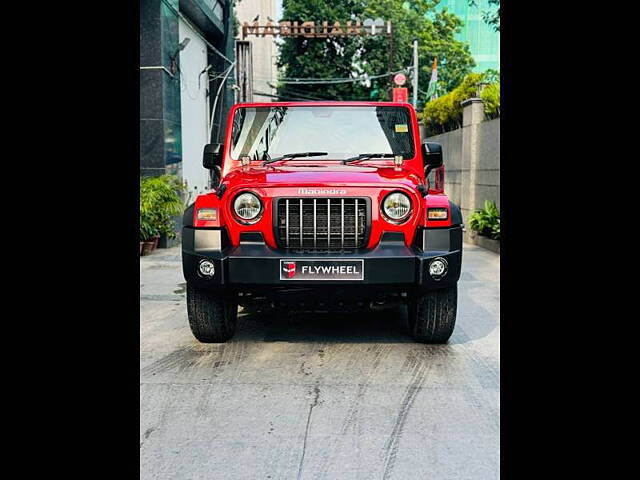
<box><xmin>182</xmin><ymin>102</ymin><xmax>463</xmax><ymax>343</ymax></box>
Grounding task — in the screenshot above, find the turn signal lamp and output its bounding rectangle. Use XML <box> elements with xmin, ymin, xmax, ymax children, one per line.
<box><xmin>197</xmin><ymin>208</ymin><xmax>218</xmax><ymax>221</ymax></box>
<box><xmin>427</xmin><ymin>208</ymin><xmax>448</xmax><ymax>221</ymax></box>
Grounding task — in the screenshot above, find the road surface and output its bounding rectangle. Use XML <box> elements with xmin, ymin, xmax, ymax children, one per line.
<box><xmin>140</xmin><ymin>243</ymin><xmax>499</xmax><ymax>479</ymax></box>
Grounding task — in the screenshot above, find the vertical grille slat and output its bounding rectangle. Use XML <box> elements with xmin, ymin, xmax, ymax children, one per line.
<box><xmin>341</xmin><ymin>199</ymin><xmax>344</xmax><ymax>247</ymax></box>
<box><xmin>299</xmin><ymin>199</ymin><xmax>303</xmax><ymax>245</ymax></box>
<box><xmin>285</xmin><ymin>199</ymin><xmax>289</xmax><ymax>247</ymax></box>
<box><xmin>277</xmin><ymin>197</ymin><xmax>367</xmax><ymax>250</ymax></box>
<box><xmin>327</xmin><ymin>199</ymin><xmax>331</xmax><ymax>246</ymax></box>
<box><xmin>355</xmin><ymin>199</ymin><xmax>358</xmax><ymax>239</ymax></box>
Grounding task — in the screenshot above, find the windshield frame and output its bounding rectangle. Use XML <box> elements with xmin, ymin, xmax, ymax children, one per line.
<box><xmin>226</xmin><ymin>104</ymin><xmax>418</xmax><ymax>163</ymax></box>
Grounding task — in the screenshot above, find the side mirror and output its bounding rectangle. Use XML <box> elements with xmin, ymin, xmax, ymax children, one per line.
<box><xmin>203</xmin><ymin>143</ymin><xmax>223</xmax><ymax>169</ymax></box>
<box><xmin>421</xmin><ymin>141</ymin><xmax>443</xmax><ymax>173</ymax></box>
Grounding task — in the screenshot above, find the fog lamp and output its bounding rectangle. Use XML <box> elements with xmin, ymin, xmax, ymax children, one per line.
<box><xmin>428</xmin><ymin>257</ymin><xmax>448</xmax><ymax>280</ymax></box>
<box><xmin>198</xmin><ymin>259</ymin><xmax>215</xmax><ymax>278</ymax></box>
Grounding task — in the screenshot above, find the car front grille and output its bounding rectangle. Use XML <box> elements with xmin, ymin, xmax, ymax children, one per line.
<box><xmin>276</xmin><ymin>198</ymin><xmax>368</xmax><ymax>249</ymax></box>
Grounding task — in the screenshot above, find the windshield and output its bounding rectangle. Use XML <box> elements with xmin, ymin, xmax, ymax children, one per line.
<box><xmin>230</xmin><ymin>106</ymin><xmax>415</xmax><ymax>161</ymax></box>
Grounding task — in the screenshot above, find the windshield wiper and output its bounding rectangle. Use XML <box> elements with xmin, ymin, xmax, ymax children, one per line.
<box><xmin>341</xmin><ymin>153</ymin><xmax>396</xmax><ymax>165</ymax></box>
<box><xmin>262</xmin><ymin>151</ymin><xmax>328</xmax><ymax>166</ymax></box>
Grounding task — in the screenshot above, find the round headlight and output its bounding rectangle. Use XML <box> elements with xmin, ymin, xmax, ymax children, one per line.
<box><xmin>233</xmin><ymin>192</ymin><xmax>262</xmax><ymax>222</ymax></box>
<box><xmin>382</xmin><ymin>192</ymin><xmax>411</xmax><ymax>222</ymax></box>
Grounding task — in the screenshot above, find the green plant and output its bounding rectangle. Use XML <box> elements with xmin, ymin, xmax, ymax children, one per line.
<box><xmin>468</xmin><ymin>200</ymin><xmax>500</xmax><ymax>241</ymax></box>
<box><xmin>140</xmin><ymin>175</ymin><xmax>186</xmax><ymax>240</ymax></box>
<box><xmin>423</xmin><ymin>70</ymin><xmax>500</xmax><ymax>135</ymax></box>
<box><xmin>481</xmin><ymin>82</ymin><xmax>500</xmax><ymax>118</ymax></box>
<box><xmin>468</xmin><ymin>0</ymin><xmax>500</xmax><ymax>32</ymax></box>
<box><xmin>140</xmin><ymin>213</ymin><xmax>159</xmax><ymax>241</ymax></box>
<box><xmin>422</xmin><ymin>72</ymin><xmax>486</xmax><ymax>135</ymax></box>
<box><xmin>483</xmin><ymin>68</ymin><xmax>500</xmax><ymax>84</ymax></box>
<box><xmin>277</xmin><ymin>0</ymin><xmax>475</xmax><ymax>101</ymax></box>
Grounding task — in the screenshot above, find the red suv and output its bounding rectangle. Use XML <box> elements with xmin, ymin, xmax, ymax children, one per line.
<box><xmin>182</xmin><ymin>102</ymin><xmax>462</xmax><ymax>343</ymax></box>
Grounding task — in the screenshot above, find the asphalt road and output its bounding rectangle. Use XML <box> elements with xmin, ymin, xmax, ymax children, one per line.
<box><xmin>140</xmin><ymin>244</ymin><xmax>500</xmax><ymax>479</ymax></box>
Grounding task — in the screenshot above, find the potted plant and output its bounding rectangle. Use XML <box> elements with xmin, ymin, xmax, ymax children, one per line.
<box><xmin>140</xmin><ymin>212</ymin><xmax>158</xmax><ymax>256</ymax></box>
<box><xmin>151</xmin><ymin>233</ymin><xmax>160</xmax><ymax>251</ymax></box>
<box><xmin>140</xmin><ymin>175</ymin><xmax>185</xmax><ymax>254</ymax></box>
<box><xmin>140</xmin><ymin>177</ymin><xmax>158</xmax><ymax>255</ymax></box>
<box><xmin>468</xmin><ymin>200</ymin><xmax>500</xmax><ymax>253</ymax></box>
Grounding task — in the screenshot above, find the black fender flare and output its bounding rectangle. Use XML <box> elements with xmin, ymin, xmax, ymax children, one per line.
<box><xmin>449</xmin><ymin>201</ymin><xmax>463</xmax><ymax>226</ymax></box>
<box><xmin>183</xmin><ymin>203</ymin><xmax>195</xmax><ymax>227</ymax></box>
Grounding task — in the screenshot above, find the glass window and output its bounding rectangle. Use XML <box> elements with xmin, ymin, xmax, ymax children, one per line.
<box><xmin>230</xmin><ymin>106</ymin><xmax>415</xmax><ymax>161</ymax></box>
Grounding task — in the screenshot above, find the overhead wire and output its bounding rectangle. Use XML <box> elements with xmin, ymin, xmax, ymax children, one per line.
<box><xmin>253</xmin><ymin>90</ymin><xmax>376</xmax><ymax>102</ymax></box>
<box><xmin>268</xmin><ymin>83</ymin><xmax>365</xmax><ymax>100</ymax></box>
<box><xmin>276</xmin><ymin>87</ymin><xmax>374</xmax><ymax>101</ymax></box>
<box><xmin>209</xmin><ymin>61</ymin><xmax>236</xmax><ymax>140</ymax></box>
<box><xmin>248</xmin><ymin>68</ymin><xmax>413</xmax><ymax>85</ymax></box>
<box><xmin>253</xmin><ymin>90</ymin><xmax>322</xmax><ymax>101</ymax></box>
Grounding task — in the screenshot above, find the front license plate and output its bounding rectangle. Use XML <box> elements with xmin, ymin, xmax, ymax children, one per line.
<box><xmin>280</xmin><ymin>259</ymin><xmax>364</xmax><ymax>281</ymax></box>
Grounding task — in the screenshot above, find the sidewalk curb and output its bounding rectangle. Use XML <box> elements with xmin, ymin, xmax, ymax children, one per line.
<box><xmin>464</xmin><ymin>232</ymin><xmax>500</xmax><ymax>254</ymax></box>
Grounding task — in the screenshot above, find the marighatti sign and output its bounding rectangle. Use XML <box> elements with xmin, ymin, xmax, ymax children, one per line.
<box><xmin>280</xmin><ymin>259</ymin><xmax>364</xmax><ymax>281</ymax></box>
<box><xmin>242</xmin><ymin>18</ymin><xmax>392</xmax><ymax>39</ymax></box>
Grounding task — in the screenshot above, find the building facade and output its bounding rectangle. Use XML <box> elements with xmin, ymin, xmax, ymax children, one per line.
<box><xmin>140</xmin><ymin>0</ymin><xmax>235</xmax><ymax>198</ymax></box>
<box><xmin>234</xmin><ymin>0</ymin><xmax>278</xmax><ymax>102</ymax></box>
<box><xmin>436</xmin><ymin>0</ymin><xmax>500</xmax><ymax>73</ymax></box>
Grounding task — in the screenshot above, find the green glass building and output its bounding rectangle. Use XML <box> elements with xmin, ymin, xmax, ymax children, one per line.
<box><xmin>436</xmin><ymin>0</ymin><xmax>500</xmax><ymax>73</ymax></box>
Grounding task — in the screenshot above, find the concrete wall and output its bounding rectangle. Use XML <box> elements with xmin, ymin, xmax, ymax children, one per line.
<box><xmin>179</xmin><ymin>18</ymin><xmax>212</xmax><ymax>196</ymax></box>
<box><xmin>475</xmin><ymin>116</ymin><xmax>500</xmax><ymax>211</ymax></box>
<box><xmin>424</xmin><ymin>98</ymin><xmax>500</xmax><ymax>225</ymax></box>
<box><xmin>425</xmin><ymin>128</ymin><xmax>464</xmax><ymax>211</ymax></box>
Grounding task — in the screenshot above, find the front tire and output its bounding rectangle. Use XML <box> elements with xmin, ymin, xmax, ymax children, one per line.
<box><xmin>407</xmin><ymin>285</ymin><xmax>457</xmax><ymax>343</ymax></box>
<box><xmin>186</xmin><ymin>283</ymin><xmax>237</xmax><ymax>343</ymax></box>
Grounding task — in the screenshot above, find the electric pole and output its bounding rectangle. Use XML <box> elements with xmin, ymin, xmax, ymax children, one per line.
<box><xmin>412</xmin><ymin>39</ymin><xmax>418</xmax><ymax>108</ymax></box>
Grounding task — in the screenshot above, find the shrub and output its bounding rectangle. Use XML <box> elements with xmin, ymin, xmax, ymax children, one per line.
<box><xmin>468</xmin><ymin>200</ymin><xmax>500</xmax><ymax>241</ymax></box>
<box><xmin>423</xmin><ymin>71</ymin><xmax>499</xmax><ymax>135</ymax></box>
<box><xmin>481</xmin><ymin>82</ymin><xmax>500</xmax><ymax>118</ymax></box>
<box><xmin>140</xmin><ymin>175</ymin><xmax>186</xmax><ymax>240</ymax></box>
<box><xmin>451</xmin><ymin>72</ymin><xmax>485</xmax><ymax>106</ymax></box>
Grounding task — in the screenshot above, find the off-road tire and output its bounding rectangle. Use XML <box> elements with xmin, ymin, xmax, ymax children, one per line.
<box><xmin>186</xmin><ymin>283</ymin><xmax>237</xmax><ymax>343</ymax></box>
<box><xmin>407</xmin><ymin>285</ymin><xmax>457</xmax><ymax>343</ymax></box>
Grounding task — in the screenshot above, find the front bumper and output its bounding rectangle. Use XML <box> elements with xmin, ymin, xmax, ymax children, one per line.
<box><xmin>182</xmin><ymin>228</ymin><xmax>462</xmax><ymax>292</ymax></box>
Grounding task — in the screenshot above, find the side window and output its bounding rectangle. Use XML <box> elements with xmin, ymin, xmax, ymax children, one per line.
<box><xmin>231</xmin><ymin>108</ymin><xmax>246</xmax><ymax>149</ymax></box>
<box><xmin>376</xmin><ymin>106</ymin><xmax>414</xmax><ymax>158</ymax></box>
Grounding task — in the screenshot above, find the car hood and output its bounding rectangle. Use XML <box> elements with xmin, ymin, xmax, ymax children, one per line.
<box><xmin>223</xmin><ymin>163</ymin><xmax>424</xmax><ymax>189</ymax></box>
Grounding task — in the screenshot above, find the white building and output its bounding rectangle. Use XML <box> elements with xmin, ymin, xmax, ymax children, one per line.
<box><xmin>234</xmin><ymin>0</ymin><xmax>278</xmax><ymax>102</ymax></box>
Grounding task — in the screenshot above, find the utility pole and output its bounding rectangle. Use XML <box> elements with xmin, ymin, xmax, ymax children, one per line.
<box><xmin>412</xmin><ymin>39</ymin><xmax>418</xmax><ymax>108</ymax></box>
